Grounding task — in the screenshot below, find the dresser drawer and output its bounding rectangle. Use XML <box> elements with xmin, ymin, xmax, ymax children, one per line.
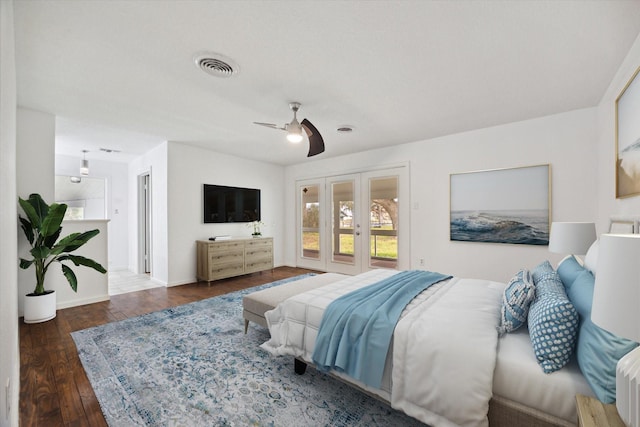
<box><xmin>245</xmin><ymin>246</ymin><xmax>272</xmax><ymax>259</ymax></box>
<box><xmin>208</xmin><ymin>241</ymin><xmax>244</xmax><ymax>255</ymax></box>
<box><xmin>209</xmin><ymin>264</ymin><xmax>245</xmax><ymax>281</ymax></box>
<box><xmin>209</xmin><ymin>251</ymin><xmax>244</xmax><ymax>267</ymax></box>
<box><xmin>245</xmin><ymin>258</ymin><xmax>274</xmax><ymax>274</ymax></box>
<box><xmin>245</xmin><ymin>239</ymin><xmax>272</xmax><ymax>250</ymax></box>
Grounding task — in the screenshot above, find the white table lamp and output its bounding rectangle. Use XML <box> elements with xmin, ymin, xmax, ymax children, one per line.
<box><xmin>548</xmin><ymin>222</ymin><xmax>597</xmax><ymax>257</ymax></box>
<box><xmin>592</xmin><ymin>233</ymin><xmax>640</xmax><ymax>427</ymax></box>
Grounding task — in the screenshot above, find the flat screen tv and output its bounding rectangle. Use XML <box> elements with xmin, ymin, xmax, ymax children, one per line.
<box><xmin>203</xmin><ymin>184</ymin><xmax>261</xmax><ymax>223</ymax></box>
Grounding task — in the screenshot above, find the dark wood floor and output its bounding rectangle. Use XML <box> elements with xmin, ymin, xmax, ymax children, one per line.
<box><xmin>19</xmin><ymin>266</ymin><xmax>317</xmax><ymax>427</ymax></box>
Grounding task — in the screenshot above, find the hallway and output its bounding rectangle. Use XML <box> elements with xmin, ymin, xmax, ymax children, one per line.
<box><xmin>108</xmin><ymin>270</ymin><xmax>164</xmax><ymax>295</ymax></box>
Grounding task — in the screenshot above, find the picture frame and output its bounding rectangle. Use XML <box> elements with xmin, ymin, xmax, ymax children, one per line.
<box><xmin>608</xmin><ymin>215</ymin><xmax>639</xmax><ymax>234</ymax></box>
<box><xmin>609</xmin><ymin>220</ymin><xmax>635</xmax><ymax>234</ymax></box>
<box><xmin>450</xmin><ymin>164</ymin><xmax>551</xmax><ymax>245</ymax></box>
<box><xmin>616</xmin><ymin>65</ymin><xmax>640</xmax><ymax>199</ymax></box>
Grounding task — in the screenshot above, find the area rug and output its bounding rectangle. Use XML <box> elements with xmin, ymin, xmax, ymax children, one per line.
<box><xmin>72</xmin><ymin>274</ymin><xmax>424</xmax><ymax>426</ymax></box>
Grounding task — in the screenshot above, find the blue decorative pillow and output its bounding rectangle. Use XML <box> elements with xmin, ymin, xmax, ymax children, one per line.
<box><xmin>531</xmin><ymin>260</ymin><xmax>554</xmax><ymax>284</ymax></box>
<box><xmin>556</xmin><ymin>255</ymin><xmax>583</xmax><ymax>292</ymax></box>
<box><xmin>528</xmin><ymin>266</ymin><xmax>579</xmax><ymax>373</ymax></box>
<box><xmin>497</xmin><ymin>269</ymin><xmax>535</xmax><ymax>335</ymax></box>
<box><xmin>558</xmin><ymin>261</ymin><xmax>639</xmax><ymax>403</ymax></box>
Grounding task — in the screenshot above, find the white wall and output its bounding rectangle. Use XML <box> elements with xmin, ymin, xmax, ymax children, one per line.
<box><xmin>596</xmin><ymin>32</ymin><xmax>640</xmax><ymax>231</ymax></box>
<box><xmin>166</xmin><ymin>142</ymin><xmax>285</xmax><ymax>285</ymax></box>
<box><xmin>56</xmin><ymin>154</ymin><xmax>129</xmax><ymax>270</ymax></box>
<box><xmin>0</xmin><ymin>1</ymin><xmax>19</xmax><ymax>424</ymax></box>
<box><xmin>16</xmin><ymin>107</ymin><xmax>55</xmax><ymax>314</ymax></box>
<box><xmin>16</xmin><ymin>108</ymin><xmax>55</xmax><ymax>200</ymax></box>
<box><xmin>285</xmin><ymin>108</ymin><xmax>598</xmax><ymax>283</ymax></box>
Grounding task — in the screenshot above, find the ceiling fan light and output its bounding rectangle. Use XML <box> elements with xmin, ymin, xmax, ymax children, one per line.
<box><xmin>286</xmin><ymin>120</ymin><xmax>303</xmax><ymax>143</ymax></box>
<box><xmin>287</xmin><ymin>131</ymin><xmax>303</xmax><ymax>143</ymax></box>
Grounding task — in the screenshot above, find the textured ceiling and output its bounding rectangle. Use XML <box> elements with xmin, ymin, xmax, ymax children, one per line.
<box><xmin>14</xmin><ymin>1</ymin><xmax>640</xmax><ymax>165</ymax></box>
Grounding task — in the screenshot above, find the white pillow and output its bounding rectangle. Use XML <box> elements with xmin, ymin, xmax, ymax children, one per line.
<box><xmin>584</xmin><ymin>239</ymin><xmax>599</xmax><ymax>275</ymax></box>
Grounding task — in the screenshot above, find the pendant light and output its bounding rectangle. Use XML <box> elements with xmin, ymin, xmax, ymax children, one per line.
<box><xmin>80</xmin><ymin>150</ymin><xmax>89</xmax><ymax>176</ymax></box>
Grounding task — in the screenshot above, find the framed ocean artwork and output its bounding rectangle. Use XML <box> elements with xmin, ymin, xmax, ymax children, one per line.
<box><xmin>616</xmin><ymin>65</ymin><xmax>640</xmax><ymax>199</ymax></box>
<box><xmin>450</xmin><ymin>164</ymin><xmax>551</xmax><ymax>245</ymax></box>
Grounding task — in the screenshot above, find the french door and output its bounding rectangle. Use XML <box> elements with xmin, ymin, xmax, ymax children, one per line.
<box><xmin>296</xmin><ymin>166</ymin><xmax>409</xmax><ymax>275</ymax></box>
<box><xmin>326</xmin><ymin>174</ymin><xmax>361</xmax><ymax>274</ymax></box>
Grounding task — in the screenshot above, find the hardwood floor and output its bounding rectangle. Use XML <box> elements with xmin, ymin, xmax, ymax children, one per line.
<box><xmin>19</xmin><ymin>266</ymin><xmax>317</xmax><ymax>427</ymax></box>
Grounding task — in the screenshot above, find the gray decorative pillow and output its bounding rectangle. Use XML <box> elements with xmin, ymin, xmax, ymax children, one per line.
<box><xmin>497</xmin><ymin>269</ymin><xmax>535</xmax><ymax>335</ymax></box>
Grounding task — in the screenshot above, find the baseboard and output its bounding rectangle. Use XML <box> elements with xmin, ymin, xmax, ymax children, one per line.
<box><xmin>56</xmin><ymin>295</ymin><xmax>110</xmax><ymax>310</ymax></box>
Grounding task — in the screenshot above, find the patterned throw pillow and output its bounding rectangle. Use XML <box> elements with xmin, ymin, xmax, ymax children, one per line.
<box><xmin>531</xmin><ymin>260</ymin><xmax>554</xmax><ymax>284</ymax></box>
<box><xmin>497</xmin><ymin>269</ymin><xmax>535</xmax><ymax>335</ymax></box>
<box><xmin>528</xmin><ymin>267</ymin><xmax>579</xmax><ymax>373</ymax></box>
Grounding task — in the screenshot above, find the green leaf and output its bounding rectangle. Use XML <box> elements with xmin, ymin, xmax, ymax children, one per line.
<box><xmin>19</xmin><ymin>216</ymin><xmax>34</xmax><ymax>245</ymax></box>
<box><xmin>41</xmin><ymin>203</ymin><xmax>66</xmax><ymax>238</ymax></box>
<box><xmin>59</xmin><ymin>255</ymin><xmax>107</xmax><ymax>274</ymax></box>
<box><xmin>30</xmin><ymin>246</ymin><xmax>51</xmax><ymax>260</ymax></box>
<box><xmin>19</xmin><ymin>258</ymin><xmax>34</xmax><ymax>269</ymax></box>
<box><xmin>18</xmin><ymin>197</ymin><xmax>41</xmax><ymax>230</ymax></box>
<box><xmin>44</xmin><ymin>227</ymin><xmax>61</xmax><ymax>249</ymax></box>
<box><xmin>50</xmin><ymin>232</ymin><xmax>81</xmax><ymax>255</ymax></box>
<box><xmin>54</xmin><ymin>232</ymin><xmax>81</xmax><ymax>247</ymax></box>
<box><xmin>27</xmin><ymin>193</ymin><xmax>49</xmax><ymax>222</ymax></box>
<box><xmin>61</xmin><ymin>264</ymin><xmax>78</xmax><ymax>292</ymax></box>
<box><xmin>52</xmin><ymin>229</ymin><xmax>100</xmax><ymax>254</ymax></box>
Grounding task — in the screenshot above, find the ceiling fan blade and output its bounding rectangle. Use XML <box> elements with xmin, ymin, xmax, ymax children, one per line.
<box><xmin>301</xmin><ymin>118</ymin><xmax>325</xmax><ymax>157</ymax></box>
<box><xmin>253</xmin><ymin>122</ymin><xmax>286</xmax><ymax>131</ymax></box>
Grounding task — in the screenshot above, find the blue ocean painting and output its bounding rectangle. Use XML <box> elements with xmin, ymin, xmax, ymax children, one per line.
<box><xmin>450</xmin><ymin>209</ymin><xmax>549</xmax><ymax>245</ymax></box>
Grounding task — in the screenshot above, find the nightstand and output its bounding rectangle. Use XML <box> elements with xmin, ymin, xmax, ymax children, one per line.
<box><xmin>576</xmin><ymin>394</ymin><xmax>626</xmax><ymax>427</ymax></box>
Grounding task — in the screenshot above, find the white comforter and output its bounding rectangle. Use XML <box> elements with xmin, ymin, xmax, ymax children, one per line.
<box><xmin>262</xmin><ymin>269</ymin><xmax>505</xmax><ymax>427</ymax></box>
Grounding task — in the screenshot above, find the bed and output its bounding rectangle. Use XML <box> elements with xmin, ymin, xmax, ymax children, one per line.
<box><xmin>260</xmin><ymin>259</ymin><xmax>604</xmax><ymax>427</ymax></box>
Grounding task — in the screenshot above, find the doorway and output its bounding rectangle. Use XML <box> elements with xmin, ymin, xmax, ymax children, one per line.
<box><xmin>296</xmin><ymin>166</ymin><xmax>409</xmax><ymax>275</ymax></box>
<box><xmin>138</xmin><ymin>172</ymin><xmax>151</xmax><ymax>274</ymax></box>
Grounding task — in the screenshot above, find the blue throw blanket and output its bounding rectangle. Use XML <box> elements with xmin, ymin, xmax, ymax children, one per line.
<box><xmin>311</xmin><ymin>270</ymin><xmax>452</xmax><ymax>388</ymax></box>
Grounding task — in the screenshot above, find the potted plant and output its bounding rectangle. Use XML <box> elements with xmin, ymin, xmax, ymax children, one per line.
<box><xmin>19</xmin><ymin>193</ymin><xmax>107</xmax><ymax>323</ymax></box>
<box><xmin>248</xmin><ymin>220</ymin><xmax>264</xmax><ymax>237</ymax></box>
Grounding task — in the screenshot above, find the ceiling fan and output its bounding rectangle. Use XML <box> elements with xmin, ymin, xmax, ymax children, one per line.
<box><xmin>254</xmin><ymin>102</ymin><xmax>325</xmax><ymax>157</ymax></box>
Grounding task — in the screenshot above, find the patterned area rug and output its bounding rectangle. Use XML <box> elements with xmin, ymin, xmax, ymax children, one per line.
<box><xmin>72</xmin><ymin>274</ymin><xmax>424</xmax><ymax>426</ymax></box>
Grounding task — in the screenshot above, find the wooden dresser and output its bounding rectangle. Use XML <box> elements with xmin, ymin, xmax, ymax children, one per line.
<box><xmin>196</xmin><ymin>237</ymin><xmax>273</xmax><ymax>283</ymax></box>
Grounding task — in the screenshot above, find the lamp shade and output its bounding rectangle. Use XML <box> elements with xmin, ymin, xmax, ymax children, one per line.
<box><xmin>592</xmin><ymin>233</ymin><xmax>640</xmax><ymax>342</ymax></box>
<box><xmin>80</xmin><ymin>150</ymin><xmax>89</xmax><ymax>176</ymax></box>
<box><xmin>548</xmin><ymin>222</ymin><xmax>597</xmax><ymax>255</ymax></box>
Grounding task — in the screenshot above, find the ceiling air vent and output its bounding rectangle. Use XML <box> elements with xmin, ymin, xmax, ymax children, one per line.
<box><xmin>100</xmin><ymin>147</ymin><xmax>121</xmax><ymax>153</ymax></box>
<box><xmin>337</xmin><ymin>125</ymin><xmax>355</xmax><ymax>134</ymax></box>
<box><xmin>194</xmin><ymin>52</ymin><xmax>239</xmax><ymax>78</ymax></box>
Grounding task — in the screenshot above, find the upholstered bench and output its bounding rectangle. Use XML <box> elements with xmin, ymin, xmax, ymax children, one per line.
<box><xmin>243</xmin><ymin>273</ymin><xmax>348</xmax><ymax>333</ymax></box>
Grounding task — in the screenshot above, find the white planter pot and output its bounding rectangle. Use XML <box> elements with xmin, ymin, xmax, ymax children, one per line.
<box><xmin>24</xmin><ymin>290</ymin><xmax>56</xmax><ymax>323</ymax></box>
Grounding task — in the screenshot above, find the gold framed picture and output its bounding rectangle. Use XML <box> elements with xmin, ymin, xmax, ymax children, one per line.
<box><xmin>449</xmin><ymin>164</ymin><xmax>551</xmax><ymax>245</ymax></box>
<box><xmin>616</xmin><ymin>65</ymin><xmax>640</xmax><ymax>199</ymax></box>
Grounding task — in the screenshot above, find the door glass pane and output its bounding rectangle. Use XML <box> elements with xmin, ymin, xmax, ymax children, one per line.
<box><xmin>369</xmin><ymin>176</ymin><xmax>398</xmax><ymax>269</ymax></box>
<box><xmin>301</xmin><ymin>185</ymin><xmax>320</xmax><ymax>259</ymax></box>
<box><xmin>332</xmin><ymin>181</ymin><xmax>355</xmax><ymax>265</ymax></box>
